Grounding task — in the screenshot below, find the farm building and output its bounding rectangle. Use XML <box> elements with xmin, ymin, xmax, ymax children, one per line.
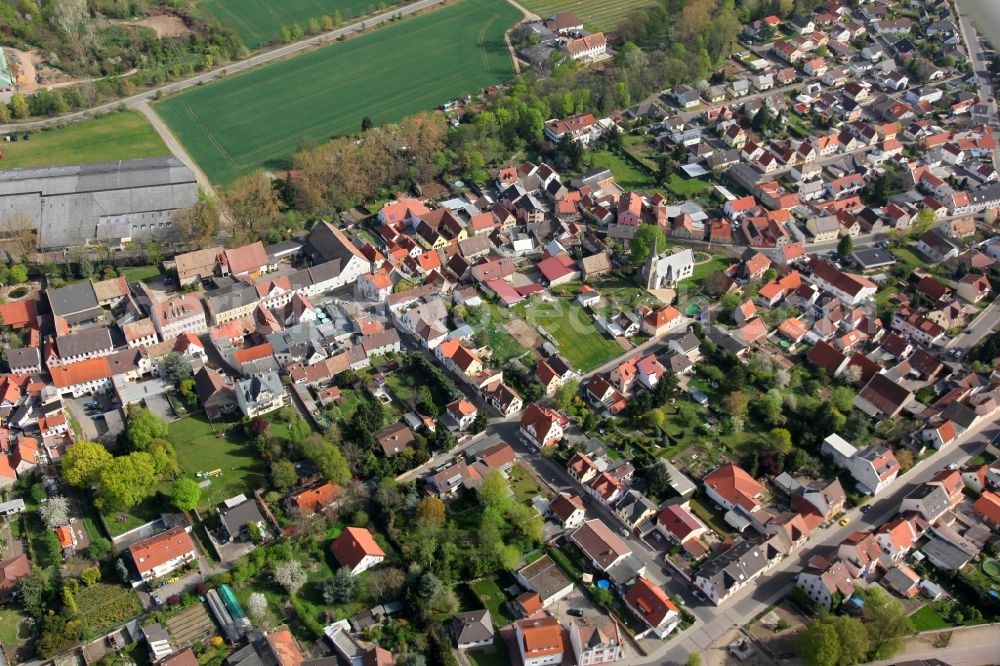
<box><xmin>0</xmin><ymin>157</ymin><xmax>198</xmax><ymax>250</ymax></box>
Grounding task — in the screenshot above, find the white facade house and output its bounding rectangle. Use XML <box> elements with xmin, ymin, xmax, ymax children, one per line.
<box><xmin>127</xmin><ymin>526</ymin><xmax>197</xmax><ymax>583</ymax></box>
<box><xmin>150</xmin><ymin>294</ymin><xmax>209</xmax><ymax>340</ymax></box>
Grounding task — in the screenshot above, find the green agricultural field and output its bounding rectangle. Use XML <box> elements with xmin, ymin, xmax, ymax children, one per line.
<box><xmin>196</xmin><ymin>0</ymin><xmax>404</xmax><ymax>49</ymax></box>
<box><xmin>168</xmin><ymin>415</ymin><xmax>267</xmax><ymax>510</ymax></box>
<box><xmin>0</xmin><ymin>111</ymin><xmax>168</xmax><ymax>170</ymax></box>
<box><xmin>514</xmin><ymin>297</ymin><xmax>621</xmax><ymax>372</ymax></box>
<box><xmin>156</xmin><ymin>0</ymin><xmax>520</xmax><ymax>185</ymax></box>
<box><xmin>517</xmin><ymin>0</ymin><xmax>655</xmax><ymax>32</ymax></box>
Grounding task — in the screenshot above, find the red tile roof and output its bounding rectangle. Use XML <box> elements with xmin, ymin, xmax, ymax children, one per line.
<box><xmin>974</xmin><ymin>491</ymin><xmax>1000</xmax><ymax>526</ymax></box>
<box><xmin>704</xmin><ymin>463</ymin><xmax>763</xmax><ymax>512</ymax></box>
<box><xmin>266</xmin><ymin>629</ymin><xmax>304</xmax><ymax>666</ymax></box>
<box><xmin>50</xmin><ymin>357</ymin><xmax>112</xmax><ymax>388</ymax></box>
<box><xmin>128</xmin><ymin>526</ymin><xmax>196</xmax><ymax>576</ymax></box>
<box><xmin>330</xmin><ymin>527</ymin><xmax>385</xmax><ymax>569</ymax></box>
<box><xmin>224</xmin><ymin>241</ymin><xmax>269</xmax><ymax>275</ymax></box>
<box><xmin>625</xmin><ymin>577</ymin><xmax>678</xmax><ymax>629</ymax></box>
<box><xmin>291</xmin><ymin>482</ymin><xmax>342</xmax><ymax>516</ymax></box>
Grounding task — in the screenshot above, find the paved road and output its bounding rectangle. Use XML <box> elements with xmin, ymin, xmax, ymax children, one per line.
<box><xmin>485</xmin><ymin>393</ymin><xmax>998</xmax><ymax>664</ymax></box>
<box><xmin>0</xmin><ymin>0</ymin><xmax>446</xmax><ymax>134</ymax></box>
<box><xmin>946</xmin><ymin>297</ymin><xmax>1000</xmax><ymax>352</ymax></box>
<box><xmin>956</xmin><ymin>3</ymin><xmax>1000</xmax><ymax>170</ymax></box>
<box><xmin>133</xmin><ymin>100</ymin><xmax>219</xmax><ymax>199</ymax></box>
<box><xmin>864</xmin><ymin>632</ymin><xmax>1000</xmax><ymax>666</ymax></box>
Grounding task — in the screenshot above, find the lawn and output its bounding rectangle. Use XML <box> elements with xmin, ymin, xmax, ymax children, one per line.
<box><xmin>910</xmin><ymin>605</ymin><xmax>951</xmax><ymax>631</ymax></box>
<box><xmin>119</xmin><ymin>265</ymin><xmax>163</xmax><ymax>282</ymax></box>
<box><xmin>155</xmin><ymin>0</ymin><xmax>520</xmax><ymax>185</ymax></box>
<box><xmin>168</xmin><ymin>415</ymin><xmax>267</xmax><ymax>510</ymax></box>
<box><xmin>514</xmin><ymin>297</ymin><xmax>621</xmax><ymax>372</ymax></box>
<box><xmin>0</xmin><ymin>111</ymin><xmax>168</xmax><ymax>170</ymax></box>
<box><xmin>324</xmin><ymin>387</ymin><xmax>364</xmax><ymax>422</ymax></box>
<box><xmin>0</xmin><ymin>608</ymin><xmax>30</xmax><ymax>652</ymax></box>
<box><xmin>516</xmin><ymin>0</ymin><xmax>657</xmax><ymax>31</ymax></box>
<box><xmin>466</xmin><ymin>302</ymin><xmax>529</xmax><ymax>364</ymax></box>
<box><xmin>509</xmin><ymin>463</ymin><xmax>546</xmax><ymax>504</ymax></box>
<box><xmin>196</xmin><ymin>0</ymin><xmax>404</xmax><ymax>48</ymax></box>
<box><xmin>891</xmin><ymin>246</ymin><xmax>927</xmax><ymax>270</ymax></box>
<box><xmin>471</xmin><ymin>577</ymin><xmax>513</xmax><ymax>624</ymax></box>
<box><xmin>688</xmin><ymin>253</ymin><xmax>732</xmax><ymax>287</ymax></box>
<box><xmin>101</xmin><ymin>496</ymin><xmax>164</xmax><ymax>538</ymax></box>
<box><xmin>667</xmin><ymin>172</ymin><xmax>713</xmax><ymax>197</ymax></box>
<box><xmin>585</xmin><ymin>149</ymin><xmax>654</xmax><ymax>191</ymax></box>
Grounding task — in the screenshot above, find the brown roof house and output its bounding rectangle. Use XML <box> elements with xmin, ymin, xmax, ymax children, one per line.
<box><xmin>374</xmin><ymin>423</ymin><xmax>415</xmax><ymax>458</ymax></box>
<box><xmin>194</xmin><ymin>366</ymin><xmax>238</xmax><ymax>419</ymax></box>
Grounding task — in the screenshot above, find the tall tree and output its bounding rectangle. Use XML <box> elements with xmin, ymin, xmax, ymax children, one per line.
<box><xmin>97</xmin><ymin>452</ymin><xmax>158</xmax><ymax>511</ymax></box>
<box><xmin>170</xmin><ymin>478</ymin><xmax>202</xmax><ymax>512</ymax></box>
<box><xmin>61</xmin><ymin>441</ymin><xmax>113</xmax><ymax>487</ymax></box>
<box><xmin>860</xmin><ymin>586</ymin><xmax>913</xmax><ymax>659</ymax></box>
<box><xmin>172</xmin><ymin>200</ymin><xmax>220</xmax><ymax>247</ymax></box>
<box><xmin>629</xmin><ymin>224</ymin><xmax>666</xmax><ymax>267</ymax></box>
<box><xmin>40</xmin><ymin>496</ymin><xmax>70</xmax><ymax>528</ymax></box>
<box><xmin>126</xmin><ymin>407</ymin><xmax>169</xmax><ymax>450</ymax></box>
<box><xmin>0</xmin><ymin>213</ymin><xmax>38</xmax><ymax>260</ymax></box>
<box><xmin>222</xmin><ymin>170</ymin><xmax>283</xmax><ymax>243</ymax></box>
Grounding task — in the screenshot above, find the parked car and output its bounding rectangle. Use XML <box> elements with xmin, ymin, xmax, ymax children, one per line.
<box><xmin>567</xmin><ymin>609</ymin><xmax>584</xmax><ymax>617</ymax></box>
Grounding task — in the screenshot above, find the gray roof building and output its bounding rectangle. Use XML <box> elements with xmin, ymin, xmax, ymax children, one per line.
<box><xmin>56</xmin><ymin>327</ymin><xmax>114</xmax><ymax>359</ymax></box>
<box><xmin>921</xmin><ymin>538</ymin><xmax>972</xmax><ymax>571</ymax></box>
<box><xmin>0</xmin><ymin>157</ymin><xmax>197</xmax><ymax>249</ymax></box>
<box><xmin>47</xmin><ymin>281</ymin><xmax>101</xmax><ymax>324</ymax></box>
<box><xmin>452</xmin><ymin>610</ymin><xmax>494</xmax><ymax>648</ymax></box>
<box><xmin>218</xmin><ymin>497</ymin><xmax>265</xmax><ymax>541</ymax></box>
<box><xmin>7</xmin><ymin>346</ymin><xmax>41</xmax><ymax>373</ymax></box>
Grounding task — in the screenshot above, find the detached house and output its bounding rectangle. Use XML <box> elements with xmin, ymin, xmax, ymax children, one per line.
<box><xmin>520</xmin><ymin>403</ymin><xmax>565</xmax><ymax>448</ymax></box>
<box><xmin>236</xmin><ymin>371</ymin><xmax>288</xmax><ymax>418</ymax></box>
<box><xmin>795</xmin><ymin>556</ymin><xmax>854</xmax><ymax>610</ymax></box>
<box><xmin>330</xmin><ymin>527</ymin><xmax>385</xmax><ymax>576</ymax></box>
<box><xmin>127</xmin><ymin>526</ymin><xmax>197</xmax><ymax>583</ymax></box>
<box><xmin>821</xmin><ymin>435</ymin><xmax>900</xmax><ymax>496</ymax></box>
<box><xmin>624</xmin><ymin>578</ymin><xmax>681</xmax><ymax>639</ymax></box>
<box><xmin>704</xmin><ymin>463</ymin><xmax>765</xmax><ymax>531</ymax></box>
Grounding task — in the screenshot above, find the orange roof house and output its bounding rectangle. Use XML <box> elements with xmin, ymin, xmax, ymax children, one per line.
<box><xmin>330</xmin><ymin>527</ymin><xmax>386</xmax><ymax>575</ymax></box>
<box><xmin>127</xmin><ymin>526</ymin><xmax>197</xmax><ymax>581</ymax></box>
<box><xmin>55</xmin><ymin>525</ymin><xmax>75</xmax><ymax>550</ymax></box>
<box><xmin>974</xmin><ymin>491</ymin><xmax>1000</xmax><ymax>527</ymax></box>
<box><xmin>224</xmin><ymin>241</ymin><xmax>270</xmax><ymax>277</ymax></box>
<box><xmin>266</xmin><ymin>629</ymin><xmax>305</xmax><ymax>666</ymax></box>
<box><xmin>514</xmin><ymin>616</ymin><xmax>564</xmax><ymax>664</ymax></box>
<box><xmin>289</xmin><ymin>482</ymin><xmax>342</xmax><ymax>516</ymax></box>
<box><xmin>704</xmin><ymin>463</ymin><xmax>764</xmax><ymax>514</ymax></box>
<box><xmin>49</xmin><ymin>357</ymin><xmax>112</xmax><ymax>391</ymax></box>
<box><xmin>0</xmin><ymin>300</ymin><xmax>38</xmax><ymax>329</ymax></box>
<box><xmin>624</xmin><ymin>577</ymin><xmax>681</xmax><ymax>638</ymax></box>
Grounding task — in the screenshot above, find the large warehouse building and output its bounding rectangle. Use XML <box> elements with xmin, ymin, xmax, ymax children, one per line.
<box><xmin>0</xmin><ymin>157</ymin><xmax>199</xmax><ymax>250</ymax></box>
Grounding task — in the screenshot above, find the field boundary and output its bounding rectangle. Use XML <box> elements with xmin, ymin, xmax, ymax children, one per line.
<box><xmin>0</xmin><ymin>0</ymin><xmax>448</xmax><ymax>134</ymax></box>
<box><xmin>154</xmin><ymin>0</ymin><xmax>520</xmax><ymax>184</ymax></box>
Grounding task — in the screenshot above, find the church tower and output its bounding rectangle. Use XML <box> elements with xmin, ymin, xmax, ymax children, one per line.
<box><xmin>643</xmin><ymin>233</ymin><xmax>660</xmax><ymax>290</ymax></box>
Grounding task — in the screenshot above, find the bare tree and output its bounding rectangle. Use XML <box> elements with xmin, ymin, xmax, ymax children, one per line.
<box><xmin>0</xmin><ymin>213</ymin><xmax>38</xmax><ymax>261</ymax></box>
<box><xmin>172</xmin><ymin>200</ymin><xmax>220</xmax><ymax>248</ymax></box>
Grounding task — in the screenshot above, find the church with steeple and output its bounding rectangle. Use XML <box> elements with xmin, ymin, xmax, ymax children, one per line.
<box><xmin>643</xmin><ymin>241</ymin><xmax>695</xmax><ymax>290</ymax></box>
